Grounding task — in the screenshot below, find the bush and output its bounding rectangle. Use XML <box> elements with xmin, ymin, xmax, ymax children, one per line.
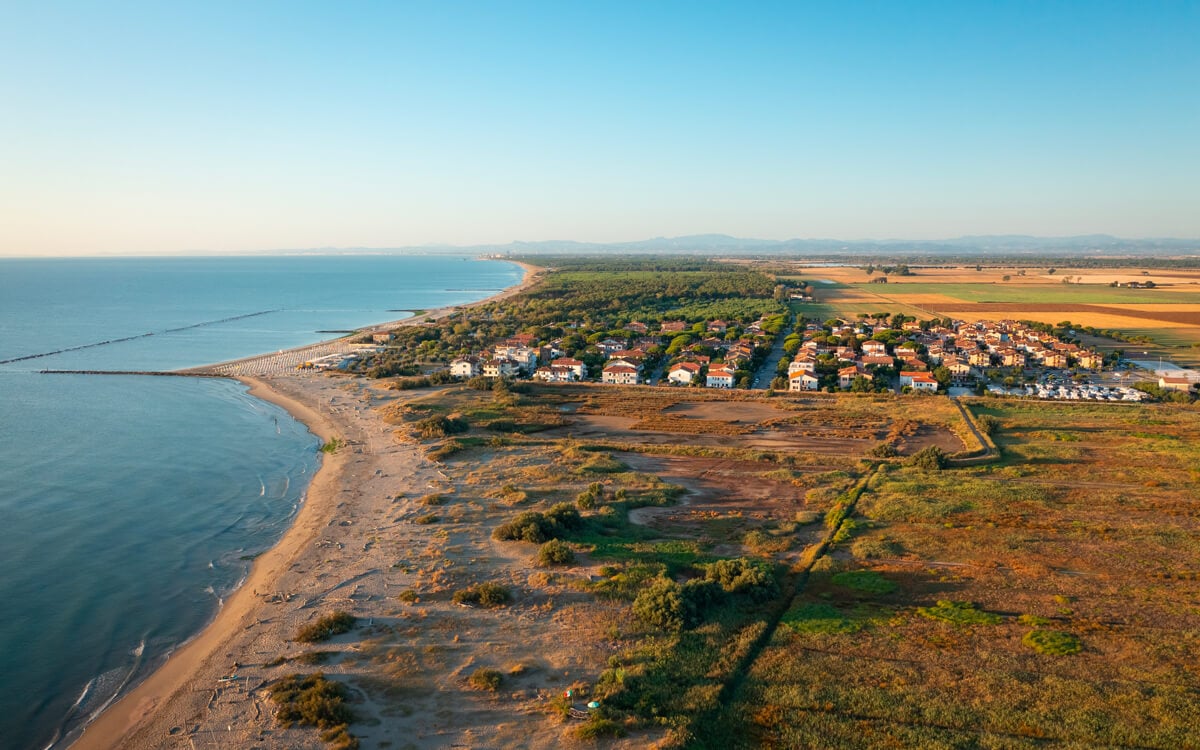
<box><xmin>453</xmin><ymin>582</ymin><xmax>512</xmax><ymax>608</ymax></box>
<box><xmin>704</xmin><ymin>558</ymin><xmax>777</xmax><ymax>600</ymax></box>
<box><xmin>1023</xmin><ymin>629</ymin><xmax>1082</xmax><ymax>655</ymax></box>
<box><xmin>494</xmin><ymin>504</ymin><xmax>582</xmax><ymax>543</ymax></box>
<box><xmin>413</xmin><ymin>514</ymin><xmax>440</xmax><ymax>524</ymax></box>
<box><xmin>575</xmin><ymin>717</ymin><xmax>627</xmax><ymax>739</ymax></box>
<box><xmin>419</xmin><ymin>493</ymin><xmax>446</xmax><ymax>506</ymax></box>
<box><xmin>467</xmin><ymin>667</ymin><xmax>503</xmax><ymax>691</ymax></box>
<box><xmin>295</xmin><ymin>611</ymin><xmax>357</xmax><ymax>643</ymax></box>
<box><xmin>493</xmin><ymin>511</ymin><xmax>552</xmax><ymax>543</ymax></box>
<box><xmin>537</xmin><ymin>539</ymin><xmax>575</xmax><ymax>566</ymax></box>
<box><xmin>270</xmin><ymin>672</ymin><xmax>354</xmax><ymax>730</ymax></box>
<box><xmin>975</xmin><ymin>414</ymin><xmax>999</xmax><ymax>435</ymax></box>
<box><xmin>632</xmin><ymin>578</ymin><xmax>687</xmax><ymax>632</ymax></box>
<box><xmin>544</xmin><ymin>502</ymin><xmax>583</xmax><ymax>533</ymax></box>
<box><xmin>415</xmin><ymin>414</ymin><xmax>469</xmax><ymax>439</ymax></box>
<box><xmin>909</xmin><ymin>446</ymin><xmax>947</xmax><ymax>471</ymax></box>
<box><xmin>868</xmin><ymin>442</ymin><xmax>899</xmax><ymax>458</ymax></box>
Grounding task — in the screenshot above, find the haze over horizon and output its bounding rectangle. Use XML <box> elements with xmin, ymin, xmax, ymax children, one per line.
<box><xmin>2</xmin><ymin>2</ymin><xmax>1197</xmax><ymax>257</ymax></box>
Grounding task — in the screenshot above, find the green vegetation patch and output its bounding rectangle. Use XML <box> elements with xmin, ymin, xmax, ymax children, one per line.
<box><xmin>781</xmin><ymin>602</ymin><xmax>866</xmax><ymax>635</ymax></box>
<box><xmin>452</xmin><ymin>582</ymin><xmax>512</xmax><ymax>608</ymax></box>
<box><xmin>916</xmin><ymin>600</ymin><xmax>1002</xmax><ymax>626</ymax></box>
<box><xmin>1023</xmin><ymin>629</ymin><xmax>1082</xmax><ymax>655</ymax></box>
<box><xmin>467</xmin><ymin>667</ymin><xmax>503</xmax><ymax>691</ymax></box>
<box><xmin>295</xmin><ymin>611</ymin><xmax>357</xmax><ymax>643</ymax></box>
<box><xmin>830</xmin><ymin>569</ymin><xmax>897</xmax><ymax>595</ymax></box>
<box><xmin>269</xmin><ymin>672</ymin><xmax>358</xmax><ymax>748</ymax></box>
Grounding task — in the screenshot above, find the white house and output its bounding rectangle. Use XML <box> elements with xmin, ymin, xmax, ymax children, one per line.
<box><xmin>491</xmin><ymin>345</ymin><xmax>538</xmax><ymax>373</ymax></box>
<box><xmin>534</xmin><ymin>365</ymin><xmax>578</xmax><ymax>383</ymax></box>
<box><xmin>900</xmin><ymin>371</ymin><xmax>938</xmax><ymax>392</ymax></box>
<box><xmin>668</xmin><ymin>362</ymin><xmax>702</xmax><ymax>385</ymax></box>
<box><xmin>602</xmin><ymin>363</ymin><xmax>640</xmax><ymax>385</ymax></box>
<box><xmin>550</xmin><ymin>358</ymin><xmax>587</xmax><ymax>380</ymax></box>
<box><xmin>789</xmin><ymin>371</ymin><xmax>820</xmax><ymax>391</ymax></box>
<box><xmin>449</xmin><ymin>357</ymin><xmax>481</xmax><ymax>378</ymax></box>
<box><xmin>706</xmin><ymin>364</ymin><xmax>736</xmax><ymax>389</ymax></box>
<box><xmin>483</xmin><ymin>358</ymin><xmax>520</xmax><ymax>379</ymax></box>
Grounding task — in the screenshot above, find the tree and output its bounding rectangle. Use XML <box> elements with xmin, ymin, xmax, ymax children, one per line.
<box><xmin>932</xmin><ymin>365</ymin><xmax>952</xmax><ymax>389</ymax></box>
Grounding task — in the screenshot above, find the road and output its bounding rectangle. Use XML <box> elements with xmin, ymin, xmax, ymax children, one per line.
<box><xmin>750</xmin><ymin>319</ymin><xmax>795</xmax><ymax>389</ymax></box>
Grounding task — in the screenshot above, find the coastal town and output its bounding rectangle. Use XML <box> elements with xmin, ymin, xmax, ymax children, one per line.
<box><xmin>339</xmin><ymin>311</ymin><xmax>1191</xmax><ymax>402</ymax></box>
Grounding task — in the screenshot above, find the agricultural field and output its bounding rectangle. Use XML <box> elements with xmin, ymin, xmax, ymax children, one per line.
<box><xmin>377</xmin><ymin>379</ymin><xmax>1200</xmax><ymax>749</ymax></box>
<box><xmin>782</xmin><ymin>264</ymin><xmax>1200</xmax><ymax>367</ymax></box>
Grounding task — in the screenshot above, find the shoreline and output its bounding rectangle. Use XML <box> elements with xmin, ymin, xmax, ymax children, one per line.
<box><xmin>70</xmin><ymin>259</ymin><xmax>539</xmax><ymax>749</ymax></box>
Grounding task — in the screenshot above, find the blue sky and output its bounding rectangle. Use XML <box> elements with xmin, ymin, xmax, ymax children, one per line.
<box><xmin>1</xmin><ymin>1</ymin><xmax>1197</xmax><ymax>255</ymax></box>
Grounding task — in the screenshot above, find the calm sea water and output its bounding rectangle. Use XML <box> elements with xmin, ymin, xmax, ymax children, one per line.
<box><xmin>0</xmin><ymin>255</ymin><xmax>521</xmax><ymax>750</ymax></box>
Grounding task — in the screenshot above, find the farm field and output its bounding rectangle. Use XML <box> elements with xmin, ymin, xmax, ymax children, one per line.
<box><xmin>784</xmin><ymin>264</ymin><xmax>1200</xmax><ymax>364</ymax></box>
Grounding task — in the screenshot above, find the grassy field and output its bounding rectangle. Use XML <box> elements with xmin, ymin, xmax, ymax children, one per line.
<box><xmin>387</xmin><ymin>379</ymin><xmax>1200</xmax><ymax>749</ymax></box>
<box><xmin>704</xmin><ymin>399</ymin><xmax>1200</xmax><ymax>749</ymax></box>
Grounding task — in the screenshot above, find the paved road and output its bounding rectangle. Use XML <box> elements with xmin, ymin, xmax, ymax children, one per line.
<box><xmin>750</xmin><ymin>320</ymin><xmax>795</xmax><ymax>389</ymax></box>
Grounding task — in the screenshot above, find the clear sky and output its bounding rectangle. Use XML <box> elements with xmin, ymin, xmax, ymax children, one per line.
<box><xmin>1</xmin><ymin>1</ymin><xmax>1197</xmax><ymax>255</ymax></box>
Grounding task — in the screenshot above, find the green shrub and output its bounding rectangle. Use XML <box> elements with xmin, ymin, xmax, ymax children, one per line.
<box><xmin>830</xmin><ymin>569</ymin><xmax>897</xmax><ymax>595</ymax></box>
<box><xmin>320</xmin><ymin>437</ymin><xmax>344</xmax><ymax>454</ymax></box>
<box><xmin>1023</xmin><ymin>629</ymin><xmax>1082</xmax><ymax>655</ymax></box>
<box><xmin>544</xmin><ymin>502</ymin><xmax>583</xmax><ymax>533</ymax></box>
<box><xmin>704</xmin><ymin>558</ymin><xmax>777</xmax><ymax>600</ymax></box>
<box><xmin>397</xmin><ymin>589</ymin><xmax>419</xmax><ymax>604</ymax></box>
<box><xmin>832</xmin><ymin>518</ymin><xmax>859</xmax><ymax>544</ymax></box>
<box><xmin>632</xmin><ymin>578</ymin><xmax>687</xmax><ymax>632</ymax></box>
<box><xmin>270</xmin><ymin>672</ymin><xmax>354</xmax><ymax>729</ymax></box>
<box><xmin>295</xmin><ymin>611</ymin><xmax>357</xmax><ymax>643</ymax></box>
<box><xmin>467</xmin><ymin>667</ymin><xmax>503</xmax><ymax>691</ymax></box>
<box><xmin>574</xmin><ymin>717</ymin><xmax>626</xmax><ymax>739</ymax></box>
<box><xmin>537</xmin><ymin>539</ymin><xmax>575</xmax><ymax>566</ymax></box>
<box><xmin>909</xmin><ymin>446</ymin><xmax>947</xmax><ymax>471</ymax></box>
<box><xmin>917</xmin><ymin>600</ymin><xmax>1001</xmax><ymax>626</ymax></box>
<box><xmin>413</xmin><ymin>514</ymin><xmax>440</xmax><ymax>524</ymax></box>
<box><xmin>453</xmin><ymin>583</ymin><xmax>512</xmax><ymax>608</ymax></box>
<box><xmin>494</xmin><ymin>504</ymin><xmax>582</xmax><ymax>543</ymax></box>
<box><xmin>975</xmin><ymin>414</ymin><xmax>999</xmax><ymax>435</ymax></box>
<box><xmin>868</xmin><ymin>442</ymin><xmax>898</xmax><ymax>458</ymax></box>
<box><xmin>1018</xmin><ymin>613</ymin><xmax>1051</xmax><ymax>626</ymax></box>
<box><xmin>415</xmin><ymin>414</ymin><xmax>469</xmax><ymax>439</ymax></box>
<box><xmin>493</xmin><ymin>511</ymin><xmax>552</xmax><ymax>543</ymax></box>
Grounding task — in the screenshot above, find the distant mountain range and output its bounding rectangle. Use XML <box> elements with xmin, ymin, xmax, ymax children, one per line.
<box><xmin>281</xmin><ymin>233</ymin><xmax>1200</xmax><ymax>258</ymax></box>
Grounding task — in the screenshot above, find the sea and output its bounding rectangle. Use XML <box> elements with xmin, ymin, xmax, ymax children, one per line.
<box><xmin>0</xmin><ymin>254</ymin><xmax>522</xmax><ymax>750</ymax></box>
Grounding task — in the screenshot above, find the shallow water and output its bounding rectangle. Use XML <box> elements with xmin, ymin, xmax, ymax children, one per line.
<box><xmin>0</xmin><ymin>254</ymin><xmax>520</xmax><ymax>750</ymax></box>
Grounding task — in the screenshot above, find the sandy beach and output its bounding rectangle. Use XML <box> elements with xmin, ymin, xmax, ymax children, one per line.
<box><xmin>69</xmin><ymin>259</ymin><xmax>592</xmax><ymax>750</ymax></box>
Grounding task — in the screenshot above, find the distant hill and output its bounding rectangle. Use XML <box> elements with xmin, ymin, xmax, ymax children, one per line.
<box><xmin>260</xmin><ymin>234</ymin><xmax>1200</xmax><ymax>259</ymax></box>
